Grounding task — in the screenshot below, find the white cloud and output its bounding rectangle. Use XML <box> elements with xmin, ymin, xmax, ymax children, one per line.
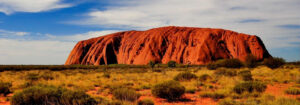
<box><xmin>0</xmin><ymin>29</ymin><xmax>29</xmax><ymax>36</ymax></box>
<box><xmin>0</xmin><ymin>0</ymin><xmax>72</xmax><ymax>14</ymax></box>
<box><xmin>76</xmin><ymin>0</ymin><xmax>300</xmax><ymax>49</ymax></box>
<box><xmin>47</xmin><ymin>30</ymin><xmax>120</xmax><ymax>41</ymax></box>
<box><xmin>0</xmin><ymin>38</ymin><xmax>75</xmax><ymax>64</ymax></box>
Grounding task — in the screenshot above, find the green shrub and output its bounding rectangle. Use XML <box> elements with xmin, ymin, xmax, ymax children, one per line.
<box><xmin>215</xmin><ymin>69</ymin><xmax>237</xmax><ymax>77</ymax></box>
<box><xmin>174</xmin><ymin>72</ymin><xmax>197</xmax><ymax>81</ymax></box>
<box><xmin>0</xmin><ymin>82</ymin><xmax>12</xmax><ymax>96</ymax></box>
<box><xmin>152</xmin><ymin>80</ymin><xmax>185</xmax><ymax>100</ymax></box>
<box><xmin>112</xmin><ymin>88</ymin><xmax>141</xmax><ymax>102</ymax></box>
<box><xmin>238</xmin><ymin>70</ymin><xmax>253</xmax><ymax>81</ymax></box>
<box><xmin>207</xmin><ymin>63</ymin><xmax>218</xmax><ymax>70</ymax></box>
<box><xmin>285</xmin><ymin>87</ymin><xmax>300</xmax><ymax>95</ymax></box>
<box><xmin>233</xmin><ymin>81</ymin><xmax>267</xmax><ymax>94</ymax></box>
<box><xmin>167</xmin><ymin>61</ymin><xmax>176</xmax><ymax>68</ymax></box>
<box><xmin>198</xmin><ymin>74</ymin><xmax>212</xmax><ymax>82</ymax></box>
<box><xmin>138</xmin><ymin>99</ymin><xmax>154</xmax><ymax>105</ymax></box>
<box><xmin>200</xmin><ymin>92</ymin><xmax>225</xmax><ymax>100</ymax></box>
<box><xmin>185</xmin><ymin>88</ymin><xmax>196</xmax><ymax>93</ymax></box>
<box><xmin>263</xmin><ymin>57</ymin><xmax>285</xmax><ymax>69</ymax></box>
<box><xmin>244</xmin><ymin>54</ymin><xmax>259</xmax><ymax>68</ymax></box>
<box><xmin>103</xmin><ymin>72</ymin><xmax>111</xmax><ymax>78</ymax></box>
<box><xmin>215</xmin><ymin>59</ymin><xmax>244</xmax><ymax>68</ymax></box>
<box><xmin>26</xmin><ymin>73</ymin><xmax>40</xmax><ymax>81</ymax></box>
<box><xmin>11</xmin><ymin>85</ymin><xmax>97</xmax><ymax>105</ymax></box>
<box><xmin>40</xmin><ymin>73</ymin><xmax>54</xmax><ymax>80</ymax></box>
<box><xmin>149</xmin><ymin>61</ymin><xmax>156</xmax><ymax>68</ymax></box>
<box><xmin>152</xmin><ymin>69</ymin><xmax>162</xmax><ymax>72</ymax></box>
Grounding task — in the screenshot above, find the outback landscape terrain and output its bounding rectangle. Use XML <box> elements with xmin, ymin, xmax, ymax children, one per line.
<box><xmin>0</xmin><ymin>26</ymin><xmax>299</xmax><ymax>105</ymax></box>
<box><xmin>0</xmin><ymin>60</ymin><xmax>299</xmax><ymax>105</ymax></box>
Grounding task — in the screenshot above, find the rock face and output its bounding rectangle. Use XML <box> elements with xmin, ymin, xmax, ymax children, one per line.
<box><xmin>65</xmin><ymin>26</ymin><xmax>271</xmax><ymax>65</ymax></box>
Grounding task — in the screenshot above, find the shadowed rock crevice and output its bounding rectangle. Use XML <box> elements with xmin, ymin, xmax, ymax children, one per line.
<box><xmin>65</xmin><ymin>26</ymin><xmax>271</xmax><ymax>65</ymax></box>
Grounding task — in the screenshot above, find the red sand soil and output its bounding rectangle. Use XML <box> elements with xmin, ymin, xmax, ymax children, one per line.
<box><xmin>0</xmin><ymin>94</ymin><xmax>12</xmax><ymax>105</ymax></box>
<box><xmin>265</xmin><ymin>83</ymin><xmax>300</xmax><ymax>99</ymax></box>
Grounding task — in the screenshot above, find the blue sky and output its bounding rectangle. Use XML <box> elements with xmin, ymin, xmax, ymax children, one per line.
<box><xmin>0</xmin><ymin>0</ymin><xmax>299</xmax><ymax>64</ymax></box>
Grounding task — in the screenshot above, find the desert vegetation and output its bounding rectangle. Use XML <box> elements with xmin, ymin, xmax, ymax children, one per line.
<box><xmin>0</xmin><ymin>58</ymin><xmax>299</xmax><ymax>105</ymax></box>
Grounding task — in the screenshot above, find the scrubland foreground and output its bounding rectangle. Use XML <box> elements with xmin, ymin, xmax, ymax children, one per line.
<box><xmin>0</xmin><ymin>60</ymin><xmax>300</xmax><ymax>105</ymax></box>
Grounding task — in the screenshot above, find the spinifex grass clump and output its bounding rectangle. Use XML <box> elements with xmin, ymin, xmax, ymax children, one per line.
<box><xmin>215</xmin><ymin>69</ymin><xmax>237</xmax><ymax>77</ymax></box>
<box><xmin>0</xmin><ymin>82</ymin><xmax>12</xmax><ymax>96</ymax></box>
<box><xmin>200</xmin><ymin>92</ymin><xmax>226</xmax><ymax>100</ymax></box>
<box><xmin>198</xmin><ymin>74</ymin><xmax>212</xmax><ymax>82</ymax></box>
<box><xmin>112</xmin><ymin>88</ymin><xmax>141</xmax><ymax>102</ymax></box>
<box><xmin>285</xmin><ymin>87</ymin><xmax>300</xmax><ymax>95</ymax></box>
<box><xmin>263</xmin><ymin>57</ymin><xmax>285</xmax><ymax>69</ymax></box>
<box><xmin>174</xmin><ymin>72</ymin><xmax>197</xmax><ymax>81</ymax></box>
<box><xmin>152</xmin><ymin>80</ymin><xmax>185</xmax><ymax>101</ymax></box>
<box><xmin>238</xmin><ymin>70</ymin><xmax>253</xmax><ymax>81</ymax></box>
<box><xmin>233</xmin><ymin>81</ymin><xmax>267</xmax><ymax>94</ymax></box>
<box><xmin>137</xmin><ymin>98</ymin><xmax>154</xmax><ymax>105</ymax></box>
<box><xmin>11</xmin><ymin>85</ymin><xmax>97</xmax><ymax>105</ymax></box>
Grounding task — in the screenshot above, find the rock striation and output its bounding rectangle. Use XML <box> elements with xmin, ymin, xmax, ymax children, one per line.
<box><xmin>65</xmin><ymin>26</ymin><xmax>271</xmax><ymax>65</ymax></box>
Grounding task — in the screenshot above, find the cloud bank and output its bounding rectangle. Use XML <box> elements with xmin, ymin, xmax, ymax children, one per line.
<box><xmin>77</xmin><ymin>0</ymin><xmax>300</xmax><ymax>49</ymax></box>
<box><xmin>0</xmin><ymin>0</ymin><xmax>72</xmax><ymax>14</ymax></box>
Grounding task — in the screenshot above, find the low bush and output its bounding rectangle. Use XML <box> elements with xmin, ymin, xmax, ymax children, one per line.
<box><xmin>152</xmin><ymin>80</ymin><xmax>185</xmax><ymax>100</ymax></box>
<box><xmin>238</xmin><ymin>70</ymin><xmax>253</xmax><ymax>81</ymax></box>
<box><xmin>244</xmin><ymin>54</ymin><xmax>259</xmax><ymax>68</ymax></box>
<box><xmin>215</xmin><ymin>69</ymin><xmax>237</xmax><ymax>77</ymax></box>
<box><xmin>103</xmin><ymin>72</ymin><xmax>111</xmax><ymax>78</ymax></box>
<box><xmin>185</xmin><ymin>88</ymin><xmax>196</xmax><ymax>93</ymax></box>
<box><xmin>137</xmin><ymin>99</ymin><xmax>154</xmax><ymax>105</ymax></box>
<box><xmin>207</xmin><ymin>63</ymin><xmax>218</xmax><ymax>70</ymax></box>
<box><xmin>40</xmin><ymin>73</ymin><xmax>54</xmax><ymax>80</ymax></box>
<box><xmin>285</xmin><ymin>87</ymin><xmax>300</xmax><ymax>95</ymax></box>
<box><xmin>152</xmin><ymin>69</ymin><xmax>162</xmax><ymax>72</ymax></box>
<box><xmin>0</xmin><ymin>82</ymin><xmax>12</xmax><ymax>96</ymax></box>
<box><xmin>174</xmin><ymin>72</ymin><xmax>197</xmax><ymax>81</ymax></box>
<box><xmin>148</xmin><ymin>61</ymin><xmax>156</xmax><ymax>68</ymax></box>
<box><xmin>25</xmin><ymin>73</ymin><xmax>40</xmax><ymax>81</ymax></box>
<box><xmin>167</xmin><ymin>61</ymin><xmax>176</xmax><ymax>68</ymax></box>
<box><xmin>233</xmin><ymin>81</ymin><xmax>267</xmax><ymax>94</ymax></box>
<box><xmin>200</xmin><ymin>92</ymin><xmax>226</xmax><ymax>100</ymax></box>
<box><xmin>198</xmin><ymin>74</ymin><xmax>212</xmax><ymax>82</ymax></box>
<box><xmin>215</xmin><ymin>59</ymin><xmax>244</xmax><ymax>68</ymax></box>
<box><xmin>263</xmin><ymin>57</ymin><xmax>285</xmax><ymax>69</ymax></box>
<box><xmin>112</xmin><ymin>88</ymin><xmax>141</xmax><ymax>102</ymax></box>
<box><xmin>11</xmin><ymin>85</ymin><xmax>97</xmax><ymax>105</ymax></box>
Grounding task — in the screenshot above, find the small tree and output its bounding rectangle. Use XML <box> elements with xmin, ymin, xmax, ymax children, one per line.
<box><xmin>245</xmin><ymin>54</ymin><xmax>258</xmax><ymax>68</ymax></box>
<box><xmin>167</xmin><ymin>61</ymin><xmax>176</xmax><ymax>68</ymax></box>
<box><xmin>0</xmin><ymin>82</ymin><xmax>12</xmax><ymax>96</ymax></box>
<box><xmin>263</xmin><ymin>57</ymin><xmax>285</xmax><ymax>69</ymax></box>
<box><xmin>148</xmin><ymin>61</ymin><xmax>155</xmax><ymax>69</ymax></box>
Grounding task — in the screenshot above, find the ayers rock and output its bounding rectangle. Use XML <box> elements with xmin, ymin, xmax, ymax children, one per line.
<box><xmin>65</xmin><ymin>26</ymin><xmax>271</xmax><ymax>65</ymax></box>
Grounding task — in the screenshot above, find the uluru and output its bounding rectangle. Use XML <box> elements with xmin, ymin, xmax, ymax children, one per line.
<box><xmin>65</xmin><ymin>26</ymin><xmax>271</xmax><ymax>65</ymax></box>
